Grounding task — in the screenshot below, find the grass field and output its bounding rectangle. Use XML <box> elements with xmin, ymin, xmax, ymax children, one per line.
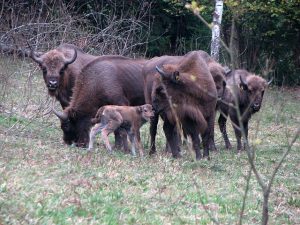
<box><xmin>0</xmin><ymin>57</ymin><xmax>299</xmax><ymax>224</ymax></box>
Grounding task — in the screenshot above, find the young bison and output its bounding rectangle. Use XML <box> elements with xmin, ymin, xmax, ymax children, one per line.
<box><xmin>88</xmin><ymin>104</ymin><xmax>154</xmax><ymax>156</ymax></box>
<box><xmin>218</xmin><ymin>69</ymin><xmax>271</xmax><ymax>152</ymax></box>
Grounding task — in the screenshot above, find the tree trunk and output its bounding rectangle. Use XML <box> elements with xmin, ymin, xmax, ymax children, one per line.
<box><xmin>211</xmin><ymin>0</ymin><xmax>224</xmax><ymax>62</ymax></box>
<box><xmin>229</xmin><ymin>16</ymin><xmax>240</xmax><ymax>69</ymax></box>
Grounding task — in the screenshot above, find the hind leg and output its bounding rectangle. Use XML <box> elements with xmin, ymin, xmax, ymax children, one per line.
<box><xmin>101</xmin><ymin>120</ymin><xmax>122</xmax><ymax>154</ymax></box>
<box><xmin>88</xmin><ymin>123</ymin><xmax>104</xmax><ymax>150</ymax></box>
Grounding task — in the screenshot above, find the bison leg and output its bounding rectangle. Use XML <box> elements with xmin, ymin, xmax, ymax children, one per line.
<box><xmin>76</xmin><ymin>117</ymin><xmax>92</xmax><ymax>148</ymax></box>
<box><xmin>230</xmin><ymin>118</ymin><xmax>242</xmax><ymax>153</ymax></box>
<box><xmin>243</xmin><ymin>121</ymin><xmax>249</xmax><ymax>151</ymax></box>
<box><xmin>102</xmin><ymin>119</ymin><xmax>123</xmax><ymax>154</ymax></box>
<box><xmin>218</xmin><ymin>112</ymin><xmax>232</xmax><ymax>150</ymax></box>
<box><xmin>114</xmin><ymin>129</ymin><xmax>129</xmax><ymax>152</ymax></box>
<box><xmin>135</xmin><ymin>131</ymin><xmax>144</xmax><ymax>157</ymax></box>
<box><xmin>201</xmin><ymin>130</ymin><xmax>210</xmax><ymax>159</ymax></box>
<box><xmin>128</xmin><ymin>132</ymin><xmax>137</xmax><ymax>156</ymax></box>
<box><xmin>149</xmin><ymin>113</ymin><xmax>159</xmax><ymax>155</ymax></box>
<box><xmin>101</xmin><ymin>129</ymin><xmax>113</xmax><ymax>153</ymax></box>
<box><xmin>88</xmin><ymin>123</ymin><xmax>104</xmax><ymax>150</ymax></box>
<box><xmin>163</xmin><ymin>120</ymin><xmax>181</xmax><ymax>158</ymax></box>
<box><xmin>207</xmin><ymin>112</ymin><xmax>217</xmax><ymax>152</ymax></box>
<box><xmin>190</xmin><ymin>133</ymin><xmax>202</xmax><ymax>160</ymax></box>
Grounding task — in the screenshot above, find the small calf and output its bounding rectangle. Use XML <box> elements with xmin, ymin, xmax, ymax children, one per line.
<box><xmin>88</xmin><ymin>104</ymin><xmax>154</xmax><ymax>156</ymax></box>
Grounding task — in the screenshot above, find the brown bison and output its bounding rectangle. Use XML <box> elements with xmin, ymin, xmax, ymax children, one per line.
<box><xmin>52</xmin><ymin>56</ymin><xmax>146</xmax><ymax>148</ymax></box>
<box><xmin>151</xmin><ymin>52</ymin><xmax>218</xmax><ymax>159</ymax></box>
<box><xmin>30</xmin><ymin>44</ymin><xmax>97</xmax><ymax>109</ymax></box>
<box><xmin>143</xmin><ymin>50</ymin><xmax>226</xmax><ymax>155</ymax></box>
<box><xmin>88</xmin><ymin>104</ymin><xmax>154</xmax><ymax>156</ymax></box>
<box><xmin>218</xmin><ymin>69</ymin><xmax>270</xmax><ymax>152</ymax></box>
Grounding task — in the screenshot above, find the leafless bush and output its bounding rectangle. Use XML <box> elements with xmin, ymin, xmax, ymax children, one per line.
<box><xmin>0</xmin><ymin>0</ymin><xmax>152</xmax><ymax>57</ymax></box>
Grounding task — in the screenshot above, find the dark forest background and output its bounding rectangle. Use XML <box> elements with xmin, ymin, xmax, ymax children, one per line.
<box><xmin>0</xmin><ymin>0</ymin><xmax>299</xmax><ymax>85</ymax></box>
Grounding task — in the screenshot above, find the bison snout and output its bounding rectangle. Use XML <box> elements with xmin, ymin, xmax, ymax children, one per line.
<box><xmin>47</xmin><ymin>80</ymin><xmax>58</xmax><ymax>90</ymax></box>
<box><xmin>252</xmin><ymin>103</ymin><xmax>261</xmax><ymax>112</ymax></box>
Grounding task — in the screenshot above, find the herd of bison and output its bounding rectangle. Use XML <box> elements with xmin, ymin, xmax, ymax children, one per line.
<box><xmin>29</xmin><ymin>43</ymin><xmax>270</xmax><ymax>160</ymax></box>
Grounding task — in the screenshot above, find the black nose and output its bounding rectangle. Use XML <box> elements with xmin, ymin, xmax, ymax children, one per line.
<box><xmin>48</xmin><ymin>80</ymin><xmax>58</xmax><ymax>89</ymax></box>
<box><xmin>252</xmin><ymin>103</ymin><xmax>260</xmax><ymax>111</ymax></box>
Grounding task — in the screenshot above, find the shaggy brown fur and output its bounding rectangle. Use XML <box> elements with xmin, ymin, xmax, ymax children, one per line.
<box><xmin>143</xmin><ymin>50</ymin><xmax>224</xmax><ymax>157</ymax></box>
<box><xmin>30</xmin><ymin>44</ymin><xmax>97</xmax><ymax>109</ymax></box>
<box><xmin>218</xmin><ymin>69</ymin><xmax>268</xmax><ymax>152</ymax></box>
<box><xmin>151</xmin><ymin>52</ymin><xmax>217</xmax><ymax>160</ymax></box>
<box><xmin>53</xmin><ymin>56</ymin><xmax>147</xmax><ymax>148</ymax></box>
<box><xmin>88</xmin><ymin>104</ymin><xmax>154</xmax><ymax>156</ymax></box>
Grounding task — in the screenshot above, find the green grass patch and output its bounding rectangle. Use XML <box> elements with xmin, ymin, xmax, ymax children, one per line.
<box><xmin>0</xmin><ymin>58</ymin><xmax>299</xmax><ymax>224</ymax></box>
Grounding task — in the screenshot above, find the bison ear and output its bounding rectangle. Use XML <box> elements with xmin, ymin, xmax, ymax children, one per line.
<box><xmin>239</xmin><ymin>76</ymin><xmax>248</xmax><ymax>90</ymax></box>
<box><xmin>224</xmin><ymin>66</ymin><xmax>231</xmax><ymax>75</ymax></box>
<box><xmin>137</xmin><ymin>106</ymin><xmax>143</xmax><ymax>113</ymax></box>
<box><xmin>172</xmin><ymin>71</ymin><xmax>180</xmax><ymax>82</ymax></box>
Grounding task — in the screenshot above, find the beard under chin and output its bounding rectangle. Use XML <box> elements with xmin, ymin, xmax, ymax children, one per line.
<box><xmin>48</xmin><ymin>89</ymin><xmax>57</xmax><ymax>96</ymax></box>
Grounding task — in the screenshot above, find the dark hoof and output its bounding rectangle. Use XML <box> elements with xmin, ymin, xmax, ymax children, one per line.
<box><xmin>196</xmin><ymin>156</ymin><xmax>202</xmax><ymax>161</ymax></box>
<box><xmin>149</xmin><ymin>149</ymin><xmax>156</xmax><ymax>155</ymax></box>
<box><xmin>225</xmin><ymin>144</ymin><xmax>232</xmax><ymax>150</ymax></box>
<box><xmin>172</xmin><ymin>153</ymin><xmax>182</xmax><ymax>159</ymax></box>
<box><xmin>203</xmin><ymin>154</ymin><xmax>211</xmax><ymax>160</ymax></box>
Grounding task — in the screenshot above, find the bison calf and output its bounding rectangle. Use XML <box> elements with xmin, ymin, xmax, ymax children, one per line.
<box><xmin>88</xmin><ymin>104</ymin><xmax>154</xmax><ymax>156</ymax></box>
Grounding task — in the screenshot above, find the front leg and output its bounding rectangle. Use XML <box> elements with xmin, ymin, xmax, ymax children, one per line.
<box><xmin>163</xmin><ymin>120</ymin><xmax>181</xmax><ymax>158</ymax></box>
<box><xmin>149</xmin><ymin>113</ymin><xmax>159</xmax><ymax>155</ymax></box>
<box><xmin>190</xmin><ymin>132</ymin><xmax>202</xmax><ymax>160</ymax></box>
<box><xmin>128</xmin><ymin>132</ymin><xmax>137</xmax><ymax>156</ymax></box>
<box><xmin>243</xmin><ymin>120</ymin><xmax>249</xmax><ymax>151</ymax></box>
<box><xmin>230</xmin><ymin>116</ymin><xmax>242</xmax><ymax>153</ymax></box>
<box><xmin>218</xmin><ymin>110</ymin><xmax>232</xmax><ymax>150</ymax></box>
<box><xmin>135</xmin><ymin>131</ymin><xmax>144</xmax><ymax>157</ymax></box>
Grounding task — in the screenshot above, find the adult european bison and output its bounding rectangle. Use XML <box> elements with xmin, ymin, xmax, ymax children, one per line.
<box><xmin>151</xmin><ymin>52</ymin><xmax>217</xmax><ymax>159</ymax></box>
<box><xmin>52</xmin><ymin>56</ymin><xmax>146</xmax><ymax>147</ymax></box>
<box><xmin>30</xmin><ymin>44</ymin><xmax>97</xmax><ymax>109</ymax></box>
<box><xmin>218</xmin><ymin>69</ymin><xmax>270</xmax><ymax>152</ymax></box>
<box><xmin>143</xmin><ymin>50</ymin><xmax>226</xmax><ymax>155</ymax></box>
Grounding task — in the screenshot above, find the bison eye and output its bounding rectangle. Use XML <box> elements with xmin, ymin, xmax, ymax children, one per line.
<box><xmin>41</xmin><ymin>66</ymin><xmax>47</xmax><ymax>74</ymax></box>
<box><xmin>59</xmin><ymin>68</ymin><xmax>65</xmax><ymax>76</ymax></box>
<box><xmin>261</xmin><ymin>90</ymin><xmax>265</xmax><ymax>97</ymax></box>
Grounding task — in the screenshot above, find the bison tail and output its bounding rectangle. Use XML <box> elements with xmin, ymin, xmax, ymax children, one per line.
<box><xmin>92</xmin><ymin>106</ymin><xmax>106</xmax><ymax>124</ymax></box>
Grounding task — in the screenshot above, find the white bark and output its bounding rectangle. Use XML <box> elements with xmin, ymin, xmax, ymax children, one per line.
<box><xmin>211</xmin><ymin>0</ymin><xmax>224</xmax><ymax>62</ymax></box>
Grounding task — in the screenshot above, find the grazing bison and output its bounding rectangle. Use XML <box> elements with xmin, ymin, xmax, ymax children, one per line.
<box><xmin>143</xmin><ymin>50</ymin><xmax>226</xmax><ymax>155</ymax></box>
<box><xmin>88</xmin><ymin>104</ymin><xmax>154</xmax><ymax>156</ymax></box>
<box><xmin>30</xmin><ymin>43</ymin><xmax>97</xmax><ymax>109</ymax></box>
<box><xmin>151</xmin><ymin>52</ymin><xmax>217</xmax><ymax>159</ymax></box>
<box><xmin>52</xmin><ymin>56</ymin><xmax>146</xmax><ymax>148</ymax></box>
<box><xmin>218</xmin><ymin>69</ymin><xmax>270</xmax><ymax>152</ymax></box>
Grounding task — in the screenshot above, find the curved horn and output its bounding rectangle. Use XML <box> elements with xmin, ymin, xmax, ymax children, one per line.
<box><xmin>30</xmin><ymin>50</ymin><xmax>43</xmax><ymax>65</ymax></box>
<box><xmin>155</xmin><ymin>66</ymin><xmax>167</xmax><ymax>78</ymax></box>
<box><xmin>64</xmin><ymin>49</ymin><xmax>77</xmax><ymax>66</ymax></box>
<box><xmin>267</xmin><ymin>77</ymin><xmax>273</xmax><ymax>85</ymax></box>
<box><xmin>240</xmin><ymin>75</ymin><xmax>247</xmax><ymax>86</ymax></box>
<box><xmin>52</xmin><ymin>106</ymin><xmax>68</xmax><ymax>121</ymax></box>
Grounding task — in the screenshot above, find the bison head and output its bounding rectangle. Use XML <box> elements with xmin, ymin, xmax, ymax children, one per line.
<box><xmin>52</xmin><ymin>106</ymin><xmax>90</xmax><ymax>147</ymax></box>
<box><xmin>239</xmin><ymin>75</ymin><xmax>271</xmax><ymax>112</ymax></box>
<box><xmin>31</xmin><ymin>48</ymin><xmax>77</xmax><ymax>95</ymax></box>
<box><xmin>137</xmin><ymin>104</ymin><xmax>154</xmax><ymax>122</ymax></box>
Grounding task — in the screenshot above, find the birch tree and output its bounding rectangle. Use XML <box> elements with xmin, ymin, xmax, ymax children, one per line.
<box><xmin>210</xmin><ymin>0</ymin><xmax>224</xmax><ymax>62</ymax></box>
